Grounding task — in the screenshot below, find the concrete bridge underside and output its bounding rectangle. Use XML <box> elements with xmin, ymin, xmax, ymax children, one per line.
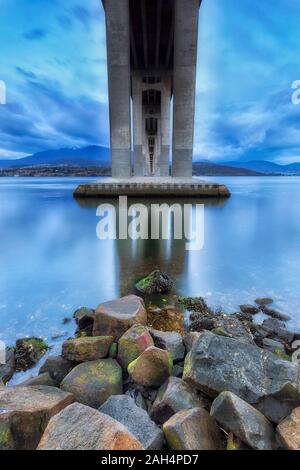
<box><xmin>74</xmin><ymin>0</ymin><xmax>230</xmax><ymax>198</ymax></box>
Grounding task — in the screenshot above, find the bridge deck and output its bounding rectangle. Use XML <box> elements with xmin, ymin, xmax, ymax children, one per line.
<box><xmin>73</xmin><ymin>177</ymin><xmax>230</xmax><ymax>198</ymax></box>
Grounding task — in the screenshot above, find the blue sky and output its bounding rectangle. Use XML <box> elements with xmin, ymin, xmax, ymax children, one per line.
<box><xmin>0</xmin><ymin>0</ymin><xmax>300</xmax><ymax>163</ymax></box>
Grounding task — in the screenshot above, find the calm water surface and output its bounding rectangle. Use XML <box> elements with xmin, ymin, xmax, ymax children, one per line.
<box><xmin>1</xmin><ymin>176</ymin><xmax>300</xmax><ymax>380</ymax></box>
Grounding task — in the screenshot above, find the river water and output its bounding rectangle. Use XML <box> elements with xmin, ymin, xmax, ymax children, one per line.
<box><xmin>1</xmin><ymin>176</ymin><xmax>300</xmax><ymax>372</ymax></box>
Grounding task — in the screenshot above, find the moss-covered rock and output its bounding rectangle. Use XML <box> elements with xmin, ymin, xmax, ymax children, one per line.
<box><xmin>14</xmin><ymin>337</ymin><xmax>48</xmax><ymax>372</ymax></box>
<box><xmin>128</xmin><ymin>346</ymin><xmax>172</xmax><ymax>388</ymax></box>
<box><xmin>118</xmin><ymin>324</ymin><xmax>153</xmax><ymax>369</ymax></box>
<box><xmin>62</xmin><ymin>336</ymin><xmax>113</xmax><ymax>362</ymax></box>
<box><xmin>61</xmin><ymin>359</ymin><xmax>122</xmax><ymax>408</ymax></box>
<box><xmin>135</xmin><ymin>270</ymin><xmax>174</xmax><ymax>295</ymax></box>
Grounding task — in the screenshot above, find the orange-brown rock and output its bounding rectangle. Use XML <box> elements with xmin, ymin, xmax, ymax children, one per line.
<box><xmin>277</xmin><ymin>407</ymin><xmax>300</xmax><ymax>450</ymax></box>
<box><xmin>37</xmin><ymin>402</ymin><xmax>143</xmax><ymax>450</ymax></box>
<box><xmin>93</xmin><ymin>295</ymin><xmax>147</xmax><ymax>340</ymax></box>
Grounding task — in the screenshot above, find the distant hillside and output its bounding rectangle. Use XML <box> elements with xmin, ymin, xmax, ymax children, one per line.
<box><xmin>0</xmin><ymin>146</ymin><xmax>110</xmax><ymax>168</ymax></box>
<box><xmin>225</xmin><ymin>160</ymin><xmax>300</xmax><ymax>175</ymax></box>
<box><xmin>193</xmin><ymin>161</ymin><xmax>265</xmax><ymax>176</ymax></box>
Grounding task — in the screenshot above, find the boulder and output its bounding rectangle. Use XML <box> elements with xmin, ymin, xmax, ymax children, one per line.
<box><xmin>135</xmin><ymin>270</ymin><xmax>174</xmax><ymax>295</ymax></box>
<box><xmin>239</xmin><ymin>304</ymin><xmax>260</xmax><ymax>315</ymax></box>
<box><xmin>99</xmin><ymin>395</ymin><xmax>163</xmax><ymax>450</ymax></box>
<box><xmin>62</xmin><ymin>336</ymin><xmax>113</xmax><ymax>362</ymax></box>
<box><xmin>151</xmin><ymin>377</ymin><xmax>208</xmax><ymax>424</ymax></box>
<box><xmin>0</xmin><ymin>385</ymin><xmax>74</xmax><ymax>450</ymax></box>
<box><xmin>93</xmin><ymin>295</ymin><xmax>147</xmax><ymax>340</ymax></box>
<box><xmin>0</xmin><ymin>349</ymin><xmax>15</xmax><ymax>384</ymax></box>
<box><xmin>183</xmin><ymin>331</ymin><xmax>300</xmax><ymax>423</ymax></box>
<box><xmin>18</xmin><ymin>372</ymin><xmax>58</xmax><ymax>387</ymax></box>
<box><xmin>150</xmin><ymin>329</ymin><xmax>185</xmax><ymax>362</ymax></box>
<box><xmin>163</xmin><ymin>408</ymin><xmax>225</xmax><ymax>450</ymax></box>
<box><xmin>260</xmin><ymin>306</ymin><xmax>291</xmax><ymax>322</ymax></box>
<box><xmin>211</xmin><ymin>391</ymin><xmax>278</xmax><ymax>450</ymax></box>
<box><xmin>61</xmin><ymin>358</ymin><xmax>122</xmax><ymax>408</ymax></box>
<box><xmin>128</xmin><ymin>346</ymin><xmax>172</xmax><ymax>388</ymax></box>
<box><xmin>117</xmin><ymin>324</ymin><xmax>153</xmax><ymax>369</ymax></box>
<box><xmin>39</xmin><ymin>355</ymin><xmax>76</xmax><ymax>383</ymax></box>
<box><xmin>277</xmin><ymin>407</ymin><xmax>300</xmax><ymax>450</ymax></box>
<box><xmin>37</xmin><ymin>402</ymin><xmax>143</xmax><ymax>450</ymax></box>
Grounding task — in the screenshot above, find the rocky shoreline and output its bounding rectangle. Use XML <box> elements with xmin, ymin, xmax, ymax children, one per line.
<box><xmin>0</xmin><ymin>271</ymin><xmax>300</xmax><ymax>450</ymax></box>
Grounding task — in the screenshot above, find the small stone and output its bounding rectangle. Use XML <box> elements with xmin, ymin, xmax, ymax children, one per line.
<box><xmin>151</xmin><ymin>377</ymin><xmax>208</xmax><ymax>424</ymax></box>
<box><xmin>99</xmin><ymin>395</ymin><xmax>163</xmax><ymax>450</ymax></box>
<box><xmin>0</xmin><ymin>386</ymin><xmax>74</xmax><ymax>450</ymax></box>
<box><xmin>211</xmin><ymin>391</ymin><xmax>278</xmax><ymax>450</ymax></box>
<box><xmin>109</xmin><ymin>342</ymin><xmax>117</xmax><ymax>358</ymax></box>
<box><xmin>150</xmin><ymin>328</ymin><xmax>185</xmax><ymax>362</ymax></box>
<box><xmin>73</xmin><ymin>307</ymin><xmax>95</xmax><ymax>336</ymax></box>
<box><xmin>128</xmin><ymin>346</ymin><xmax>172</xmax><ymax>388</ymax></box>
<box><xmin>61</xmin><ymin>358</ymin><xmax>122</xmax><ymax>408</ymax></box>
<box><xmin>18</xmin><ymin>372</ymin><xmax>58</xmax><ymax>387</ymax></box>
<box><xmin>172</xmin><ymin>365</ymin><xmax>183</xmax><ymax>377</ymax></box>
<box><xmin>262</xmin><ymin>318</ymin><xmax>294</xmax><ymax>344</ymax></box>
<box><xmin>163</xmin><ymin>408</ymin><xmax>225</xmax><ymax>450</ymax></box>
<box><xmin>239</xmin><ymin>304</ymin><xmax>260</xmax><ymax>315</ymax></box>
<box><xmin>93</xmin><ymin>295</ymin><xmax>147</xmax><ymax>340</ymax></box>
<box><xmin>62</xmin><ymin>336</ymin><xmax>113</xmax><ymax>362</ymax></box>
<box><xmin>255</xmin><ymin>297</ymin><xmax>273</xmax><ymax>306</ymax></box>
<box><xmin>260</xmin><ymin>306</ymin><xmax>291</xmax><ymax>322</ymax></box>
<box><xmin>0</xmin><ymin>350</ymin><xmax>15</xmax><ymax>384</ymax></box>
<box><xmin>135</xmin><ymin>270</ymin><xmax>174</xmax><ymax>295</ymax></box>
<box><xmin>263</xmin><ymin>337</ymin><xmax>285</xmax><ymax>353</ymax></box>
<box><xmin>183</xmin><ymin>332</ymin><xmax>201</xmax><ymax>353</ymax></box>
<box><xmin>118</xmin><ymin>324</ymin><xmax>153</xmax><ymax>369</ymax></box>
<box><xmin>62</xmin><ymin>317</ymin><xmax>71</xmax><ymax>324</ymax></box>
<box><xmin>39</xmin><ymin>356</ymin><xmax>76</xmax><ymax>383</ymax></box>
<box><xmin>37</xmin><ymin>402</ymin><xmax>143</xmax><ymax>450</ymax></box>
<box><xmin>277</xmin><ymin>407</ymin><xmax>300</xmax><ymax>450</ymax></box>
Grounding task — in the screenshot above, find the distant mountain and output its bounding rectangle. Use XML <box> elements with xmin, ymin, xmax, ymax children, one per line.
<box><xmin>224</xmin><ymin>160</ymin><xmax>300</xmax><ymax>175</ymax></box>
<box><xmin>0</xmin><ymin>145</ymin><xmax>110</xmax><ymax>168</ymax></box>
<box><xmin>193</xmin><ymin>161</ymin><xmax>264</xmax><ymax>176</ymax></box>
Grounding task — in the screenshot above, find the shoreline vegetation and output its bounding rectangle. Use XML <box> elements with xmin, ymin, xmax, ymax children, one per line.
<box><xmin>0</xmin><ymin>270</ymin><xmax>300</xmax><ymax>450</ymax></box>
<box><xmin>0</xmin><ymin>163</ymin><xmax>295</xmax><ymax>177</ymax></box>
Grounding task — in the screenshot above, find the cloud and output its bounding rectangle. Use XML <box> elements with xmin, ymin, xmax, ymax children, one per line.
<box><xmin>23</xmin><ymin>28</ymin><xmax>48</xmax><ymax>41</ymax></box>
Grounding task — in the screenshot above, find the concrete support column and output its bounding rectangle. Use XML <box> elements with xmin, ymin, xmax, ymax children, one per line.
<box><xmin>132</xmin><ymin>74</ymin><xmax>143</xmax><ymax>176</ymax></box>
<box><xmin>105</xmin><ymin>0</ymin><xmax>131</xmax><ymax>178</ymax></box>
<box><xmin>172</xmin><ymin>0</ymin><xmax>200</xmax><ymax>177</ymax></box>
<box><xmin>160</xmin><ymin>76</ymin><xmax>171</xmax><ymax>177</ymax></box>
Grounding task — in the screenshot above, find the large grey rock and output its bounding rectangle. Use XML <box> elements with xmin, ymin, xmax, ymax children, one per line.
<box><xmin>0</xmin><ymin>385</ymin><xmax>74</xmax><ymax>450</ymax></box>
<box><xmin>211</xmin><ymin>391</ymin><xmax>278</xmax><ymax>450</ymax></box>
<box><xmin>151</xmin><ymin>377</ymin><xmax>208</xmax><ymax>424</ymax></box>
<box><xmin>150</xmin><ymin>329</ymin><xmax>185</xmax><ymax>362</ymax></box>
<box><xmin>262</xmin><ymin>318</ymin><xmax>294</xmax><ymax>344</ymax></box>
<box><xmin>93</xmin><ymin>295</ymin><xmax>147</xmax><ymax>340</ymax></box>
<box><xmin>37</xmin><ymin>402</ymin><xmax>143</xmax><ymax>450</ymax></box>
<box><xmin>183</xmin><ymin>332</ymin><xmax>201</xmax><ymax>353</ymax></box>
<box><xmin>99</xmin><ymin>395</ymin><xmax>163</xmax><ymax>450</ymax></box>
<box><xmin>61</xmin><ymin>359</ymin><xmax>122</xmax><ymax>408</ymax></box>
<box><xmin>39</xmin><ymin>355</ymin><xmax>76</xmax><ymax>383</ymax></box>
<box><xmin>183</xmin><ymin>331</ymin><xmax>300</xmax><ymax>423</ymax></box>
<box><xmin>163</xmin><ymin>408</ymin><xmax>225</xmax><ymax>450</ymax></box>
<box><xmin>277</xmin><ymin>407</ymin><xmax>300</xmax><ymax>450</ymax></box>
